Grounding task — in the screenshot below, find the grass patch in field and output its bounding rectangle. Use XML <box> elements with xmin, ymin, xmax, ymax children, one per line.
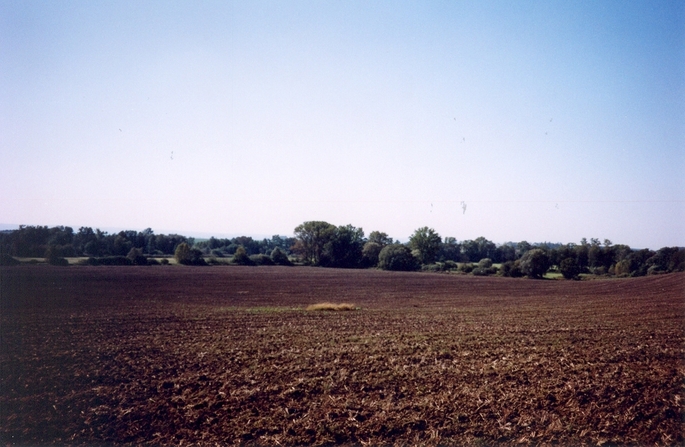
<box><xmin>306</xmin><ymin>302</ymin><xmax>358</xmax><ymax>311</ymax></box>
<box><xmin>212</xmin><ymin>306</ymin><xmax>302</xmax><ymax>314</ymax></box>
<box><xmin>246</xmin><ymin>306</ymin><xmax>301</xmax><ymax>313</ymax></box>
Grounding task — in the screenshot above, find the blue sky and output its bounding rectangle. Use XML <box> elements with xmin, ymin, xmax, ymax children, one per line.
<box><xmin>1</xmin><ymin>0</ymin><xmax>683</xmax><ymax>248</ymax></box>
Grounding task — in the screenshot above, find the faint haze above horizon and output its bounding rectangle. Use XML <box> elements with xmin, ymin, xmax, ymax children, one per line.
<box><xmin>1</xmin><ymin>1</ymin><xmax>683</xmax><ymax>249</ymax></box>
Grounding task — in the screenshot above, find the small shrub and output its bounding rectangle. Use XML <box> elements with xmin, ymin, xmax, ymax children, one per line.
<box><xmin>421</xmin><ymin>263</ymin><xmax>444</xmax><ymax>272</ymax></box>
<box><xmin>45</xmin><ymin>245</ymin><xmax>69</xmax><ymax>266</ymax></box>
<box><xmin>592</xmin><ymin>266</ymin><xmax>607</xmax><ymax>276</ymax></box>
<box><xmin>175</xmin><ymin>243</ymin><xmax>206</xmax><ymax>265</ymax></box>
<box><xmin>160</xmin><ymin>258</ymin><xmax>170</xmax><ymax>265</ymax></box>
<box><xmin>306</xmin><ymin>302</ymin><xmax>358</xmax><ymax>311</ymax></box>
<box><xmin>361</xmin><ymin>241</ymin><xmax>383</xmax><ymax>268</ymax></box>
<box><xmin>478</xmin><ymin>258</ymin><xmax>493</xmax><ymax>269</ymax></box>
<box><xmin>647</xmin><ymin>265</ymin><xmax>666</xmax><ymax>275</ymax></box>
<box><xmin>519</xmin><ymin>249</ymin><xmax>551</xmax><ymax>279</ymax></box>
<box><xmin>147</xmin><ymin>258</ymin><xmax>161</xmax><ymax>265</ymax></box>
<box><xmin>231</xmin><ymin>246</ymin><xmax>254</xmax><ymax>266</ymax></box>
<box><xmin>270</xmin><ymin>247</ymin><xmax>292</xmax><ymax>266</ymax></box>
<box><xmin>127</xmin><ymin>248</ymin><xmax>148</xmax><ymax>266</ymax></box>
<box><xmin>378</xmin><ymin>244</ymin><xmax>420</xmax><ymax>271</ymax></box>
<box><xmin>500</xmin><ymin>260</ymin><xmax>523</xmax><ymax>277</ymax></box>
<box><xmin>95</xmin><ymin>256</ymin><xmax>133</xmax><ymax>266</ymax></box>
<box><xmin>443</xmin><ymin>260</ymin><xmax>458</xmax><ymax>271</ymax></box>
<box><xmin>614</xmin><ymin>259</ymin><xmax>631</xmax><ymax>276</ymax></box>
<box><xmin>250</xmin><ymin>254</ymin><xmax>274</xmax><ymax>266</ymax></box>
<box><xmin>458</xmin><ymin>263</ymin><xmax>474</xmax><ymax>273</ymax></box>
<box><xmin>559</xmin><ymin>257</ymin><xmax>580</xmax><ymax>280</ymax></box>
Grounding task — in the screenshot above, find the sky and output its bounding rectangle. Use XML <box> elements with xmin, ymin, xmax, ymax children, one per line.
<box><xmin>1</xmin><ymin>0</ymin><xmax>684</xmax><ymax>249</ymax></box>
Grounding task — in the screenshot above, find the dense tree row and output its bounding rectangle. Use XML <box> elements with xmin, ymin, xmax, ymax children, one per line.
<box><xmin>289</xmin><ymin>221</ymin><xmax>684</xmax><ymax>279</ymax></box>
<box><xmin>0</xmin><ymin>226</ymin><xmax>294</xmax><ymax>260</ymax></box>
<box><xmin>0</xmin><ymin>226</ymin><xmax>190</xmax><ymax>258</ymax></box>
<box><xmin>1</xmin><ymin>223</ymin><xmax>683</xmax><ymax>279</ymax></box>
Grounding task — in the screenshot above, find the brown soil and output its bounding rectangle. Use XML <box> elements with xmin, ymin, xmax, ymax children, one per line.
<box><xmin>1</xmin><ymin>266</ymin><xmax>683</xmax><ymax>446</ymax></box>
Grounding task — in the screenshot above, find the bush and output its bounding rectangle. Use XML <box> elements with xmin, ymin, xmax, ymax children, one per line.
<box><xmin>0</xmin><ymin>253</ymin><xmax>20</xmax><ymax>266</ymax></box>
<box><xmin>92</xmin><ymin>256</ymin><xmax>133</xmax><ymax>266</ymax></box>
<box><xmin>250</xmin><ymin>254</ymin><xmax>274</xmax><ymax>266</ymax></box>
<box><xmin>591</xmin><ymin>266</ymin><xmax>607</xmax><ymax>276</ymax></box>
<box><xmin>519</xmin><ymin>249</ymin><xmax>551</xmax><ymax>279</ymax></box>
<box><xmin>421</xmin><ymin>263</ymin><xmax>444</xmax><ymax>272</ymax></box>
<box><xmin>45</xmin><ymin>248</ymin><xmax>69</xmax><ymax>266</ymax></box>
<box><xmin>472</xmin><ymin>259</ymin><xmax>497</xmax><ymax>276</ymax></box>
<box><xmin>147</xmin><ymin>258</ymin><xmax>161</xmax><ymax>265</ymax></box>
<box><xmin>174</xmin><ymin>243</ymin><xmax>206</xmax><ymax>265</ymax></box>
<box><xmin>647</xmin><ymin>265</ymin><xmax>666</xmax><ymax>275</ymax></box>
<box><xmin>174</xmin><ymin>243</ymin><xmax>192</xmax><ymax>264</ymax></box>
<box><xmin>458</xmin><ymin>262</ymin><xmax>474</xmax><ymax>273</ymax></box>
<box><xmin>614</xmin><ymin>259</ymin><xmax>631</xmax><ymax>277</ymax></box>
<box><xmin>478</xmin><ymin>258</ymin><xmax>493</xmax><ymax>269</ymax></box>
<box><xmin>559</xmin><ymin>257</ymin><xmax>580</xmax><ymax>280</ymax></box>
<box><xmin>421</xmin><ymin>262</ymin><xmax>459</xmax><ymax>273</ymax></box>
<box><xmin>231</xmin><ymin>246</ymin><xmax>254</xmax><ymax>266</ymax></box>
<box><xmin>270</xmin><ymin>247</ymin><xmax>292</xmax><ymax>266</ymax></box>
<box><xmin>127</xmin><ymin>248</ymin><xmax>148</xmax><ymax>266</ymax></box>
<box><xmin>361</xmin><ymin>242</ymin><xmax>383</xmax><ymax>268</ymax></box>
<box><xmin>160</xmin><ymin>258</ymin><xmax>170</xmax><ymax>265</ymax></box>
<box><xmin>443</xmin><ymin>260</ymin><xmax>458</xmax><ymax>270</ymax></box>
<box><xmin>45</xmin><ymin>245</ymin><xmax>69</xmax><ymax>266</ymax></box>
<box><xmin>472</xmin><ymin>266</ymin><xmax>497</xmax><ymax>276</ymax></box>
<box><xmin>378</xmin><ymin>244</ymin><xmax>420</xmax><ymax>271</ymax></box>
<box><xmin>499</xmin><ymin>260</ymin><xmax>520</xmax><ymax>277</ymax></box>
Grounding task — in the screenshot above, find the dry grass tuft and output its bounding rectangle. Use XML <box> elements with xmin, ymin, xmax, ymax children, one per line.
<box><xmin>306</xmin><ymin>302</ymin><xmax>358</xmax><ymax>311</ymax></box>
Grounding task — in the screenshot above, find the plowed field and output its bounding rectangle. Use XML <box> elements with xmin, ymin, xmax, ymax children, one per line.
<box><xmin>1</xmin><ymin>266</ymin><xmax>683</xmax><ymax>446</ymax></box>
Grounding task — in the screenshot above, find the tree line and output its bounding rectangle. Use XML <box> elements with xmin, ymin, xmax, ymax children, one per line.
<box><xmin>1</xmin><ymin>223</ymin><xmax>683</xmax><ymax>279</ymax></box>
<box><xmin>289</xmin><ymin>221</ymin><xmax>684</xmax><ymax>278</ymax></box>
<box><xmin>0</xmin><ymin>226</ymin><xmax>294</xmax><ymax>262</ymax></box>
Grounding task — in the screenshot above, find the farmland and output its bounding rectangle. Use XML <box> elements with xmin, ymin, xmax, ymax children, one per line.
<box><xmin>1</xmin><ymin>266</ymin><xmax>683</xmax><ymax>446</ymax></box>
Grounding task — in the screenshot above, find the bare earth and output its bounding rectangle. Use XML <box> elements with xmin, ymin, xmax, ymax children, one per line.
<box><xmin>1</xmin><ymin>266</ymin><xmax>683</xmax><ymax>446</ymax></box>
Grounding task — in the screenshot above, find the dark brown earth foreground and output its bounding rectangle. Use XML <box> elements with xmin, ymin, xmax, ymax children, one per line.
<box><xmin>1</xmin><ymin>266</ymin><xmax>683</xmax><ymax>446</ymax></box>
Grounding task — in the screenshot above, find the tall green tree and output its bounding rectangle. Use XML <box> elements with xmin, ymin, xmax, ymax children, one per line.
<box><xmin>378</xmin><ymin>244</ymin><xmax>420</xmax><ymax>271</ymax></box>
<box><xmin>323</xmin><ymin>224</ymin><xmax>365</xmax><ymax>268</ymax></box>
<box><xmin>174</xmin><ymin>242</ymin><xmax>193</xmax><ymax>264</ymax></box>
<box><xmin>361</xmin><ymin>242</ymin><xmax>383</xmax><ymax>267</ymax></box>
<box><xmin>559</xmin><ymin>257</ymin><xmax>580</xmax><ymax>280</ymax></box>
<box><xmin>293</xmin><ymin>221</ymin><xmax>336</xmax><ymax>265</ymax></box>
<box><xmin>367</xmin><ymin>231</ymin><xmax>394</xmax><ymax>246</ymax></box>
<box><xmin>516</xmin><ymin>241</ymin><xmax>532</xmax><ymax>259</ymax></box>
<box><xmin>519</xmin><ymin>249</ymin><xmax>551</xmax><ymax>279</ymax></box>
<box><xmin>409</xmin><ymin>227</ymin><xmax>442</xmax><ymax>264</ymax></box>
<box><xmin>439</xmin><ymin>237</ymin><xmax>461</xmax><ymax>262</ymax></box>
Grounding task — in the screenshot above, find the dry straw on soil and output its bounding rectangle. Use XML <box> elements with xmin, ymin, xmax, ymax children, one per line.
<box><xmin>305</xmin><ymin>302</ymin><xmax>358</xmax><ymax>311</ymax></box>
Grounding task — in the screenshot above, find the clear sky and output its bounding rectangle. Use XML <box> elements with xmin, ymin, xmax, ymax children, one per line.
<box><xmin>1</xmin><ymin>0</ymin><xmax>684</xmax><ymax>249</ymax></box>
